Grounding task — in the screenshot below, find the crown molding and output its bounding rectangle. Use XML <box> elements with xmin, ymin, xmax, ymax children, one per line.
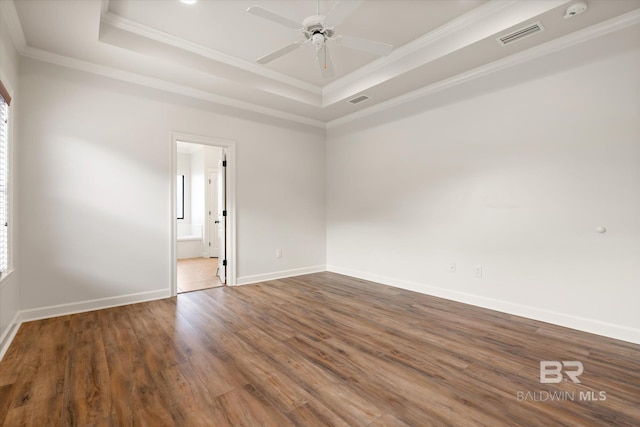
<box><xmin>7</xmin><ymin>0</ymin><xmax>639</xmax><ymax>131</ymax></box>
<box><xmin>4</xmin><ymin>0</ymin><xmax>323</xmax><ymax>128</ymax></box>
<box><xmin>321</xmin><ymin>0</ymin><xmax>516</xmax><ymax>98</ymax></box>
<box><xmin>321</xmin><ymin>0</ymin><xmax>571</xmax><ymax>107</ymax></box>
<box><xmin>20</xmin><ymin>46</ymin><xmax>326</xmax><ymax>129</ymax></box>
<box><xmin>100</xmin><ymin>11</ymin><xmax>322</xmax><ymax>96</ymax></box>
<box><xmin>0</xmin><ymin>0</ymin><xmax>27</xmax><ymax>52</ymax></box>
<box><xmin>100</xmin><ymin>0</ymin><xmax>110</xmax><ymax>15</ymax></box>
<box><xmin>327</xmin><ymin>9</ymin><xmax>640</xmax><ymax>129</ymax></box>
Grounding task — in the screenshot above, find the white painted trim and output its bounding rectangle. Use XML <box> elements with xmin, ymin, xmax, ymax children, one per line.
<box><xmin>321</xmin><ymin>0</ymin><xmax>517</xmax><ymax>102</ymax></box>
<box><xmin>236</xmin><ymin>265</ymin><xmax>326</xmax><ymax>286</ymax></box>
<box><xmin>0</xmin><ymin>269</ymin><xmax>15</xmax><ymax>288</ymax></box>
<box><xmin>327</xmin><ymin>265</ymin><xmax>640</xmax><ymax>345</ymax></box>
<box><xmin>0</xmin><ymin>310</ymin><xmax>20</xmax><ymax>361</ymax></box>
<box><xmin>0</xmin><ymin>288</ymin><xmax>172</xmax><ymax>361</ymax></box>
<box><xmin>0</xmin><ymin>0</ymin><xmax>27</xmax><ymax>52</ymax></box>
<box><xmin>100</xmin><ymin>11</ymin><xmax>321</xmax><ymax>96</ymax></box>
<box><xmin>18</xmin><ymin>289</ymin><xmax>172</xmax><ymax>322</ymax></box>
<box><xmin>171</xmin><ymin>132</ymin><xmax>237</xmax><ymax>295</ymax></box>
<box><xmin>100</xmin><ymin>0</ymin><xmax>110</xmax><ymax>15</ymax></box>
<box><xmin>7</xmin><ymin>1</ymin><xmax>639</xmax><ymax>130</ymax></box>
<box><xmin>19</xmin><ymin>47</ymin><xmax>326</xmax><ymax>129</ymax></box>
<box><xmin>327</xmin><ymin>9</ymin><xmax>640</xmax><ymax>128</ymax></box>
<box><xmin>321</xmin><ymin>0</ymin><xmax>570</xmax><ymax>107</ymax></box>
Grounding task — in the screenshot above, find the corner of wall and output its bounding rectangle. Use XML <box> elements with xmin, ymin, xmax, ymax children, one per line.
<box><xmin>326</xmin><ymin>265</ymin><xmax>640</xmax><ymax>345</ymax></box>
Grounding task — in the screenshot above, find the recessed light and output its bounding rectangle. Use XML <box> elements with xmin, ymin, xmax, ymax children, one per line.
<box><xmin>180</xmin><ymin>0</ymin><xmax>197</xmax><ymax>4</ymax></box>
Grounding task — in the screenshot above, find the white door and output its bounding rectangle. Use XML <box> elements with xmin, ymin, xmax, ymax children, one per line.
<box><xmin>207</xmin><ymin>171</ymin><xmax>219</xmax><ymax>257</ymax></box>
<box><xmin>217</xmin><ymin>153</ymin><xmax>227</xmax><ymax>284</ymax></box>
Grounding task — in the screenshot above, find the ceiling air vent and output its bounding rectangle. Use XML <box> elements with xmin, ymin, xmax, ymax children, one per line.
<box><xmin>496</xmin><ymin>21</ymin><xmax>545</xmax><ymax>46</ymax></box>
<box><xmin>348</xmin><ymin>95</ymin><xmax>370</xmax><ymax>105</ymax></box>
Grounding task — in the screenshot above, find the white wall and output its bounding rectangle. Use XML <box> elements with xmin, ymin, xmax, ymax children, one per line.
<box><xmin>0</xmin><ymin>10</ymin><xmax>21</xmax><ymax>355</ymax></box>
<box><xmin>327</xmin><ymin>30</ymin><xmax>640</xmax><ymax>343</ymax></box>
<box><xmin>176</xmin><ymin>152</ymin><xmax>191</xmax><ymax>224</ymax></box>
<box><xmin>9</xmin><ymin>11</ymin><xmax>637</xmax><ymax>350</ymax></box>
<box><xmin>17</xmin><ymin>58</ymin><xmax>326</xmax><ymax>312</ymax></box>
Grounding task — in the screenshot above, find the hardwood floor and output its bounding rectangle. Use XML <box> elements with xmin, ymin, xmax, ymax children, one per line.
<box><xmin>177</xmin><ymin>257</ymin><xmax>223</xmax><ymax>293</ymax></box>
<box><xmin>1</xmin><ymin>272</ymin><xmax>638</xmax><ymax>426</ymax></box>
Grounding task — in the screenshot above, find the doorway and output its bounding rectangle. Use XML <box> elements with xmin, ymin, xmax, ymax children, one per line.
<box><xmin>172</xmin><ymin>132</ymin><xmax>236</xmax><ymax>296</ymax></box>
<box><xmin>177</xmin><ymin>257</ymin><xmax>221</xmax><ymax>293</ymax></box>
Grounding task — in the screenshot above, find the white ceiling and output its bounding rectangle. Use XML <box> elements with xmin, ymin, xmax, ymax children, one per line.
<box><xmin>6</xmin><ymin>0</ymin><xmax>640</xmax><ymax>127</ymax></box>
<box><xmin>106</xmin><ymin>0</ymin><xmax>487</xmax><ymax>86</ymax></box>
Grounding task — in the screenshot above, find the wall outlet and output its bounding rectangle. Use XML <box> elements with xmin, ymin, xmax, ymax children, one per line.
<box><xmin>449</xmin><ymin>263</ymin><xmax>456</xmax><ymax>273</ymax></box>
<box><xmin>475</xmin><ymin>265</ymin><xmax>482</xmax><ymax>278</ymax></box>
<box><xmin>276</xmin><ymin>249</ymin><xmax>282</xmax><ymax>259</ymax></box>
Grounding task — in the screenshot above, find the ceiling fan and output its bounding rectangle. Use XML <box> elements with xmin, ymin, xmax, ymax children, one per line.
<box><xmin>247</xmin><ymin>0</ymin><xmax>393</xmax><ymax>78</ymax></box>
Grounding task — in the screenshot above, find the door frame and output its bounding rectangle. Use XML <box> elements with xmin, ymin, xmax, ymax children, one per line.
<box><xmin>171</xmin><ymin>132</ymin><xmax>237</xmax><ymax>295</ymax></box>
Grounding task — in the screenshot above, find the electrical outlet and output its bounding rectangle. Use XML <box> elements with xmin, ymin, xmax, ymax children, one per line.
<box><xmin>449</xmin><ymin>263</ymin><xmax>456</xmax><ymax>273</ymax></box>
<box><xmin>475</xmin><ymin>265</ymin><xmax>482</xmax><ymax>278</ymax></box>
<box><xmin>276</xmin><ymin>249</ymin><xmax>282</xmax><ymax>259</ymax></box>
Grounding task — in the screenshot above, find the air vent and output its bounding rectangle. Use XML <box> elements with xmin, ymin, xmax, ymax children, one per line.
<box><xmin>348</xmin><ymin>95</ymin><xmax>370</xmax><ymax>104</ymax></box>
<box><xmin>496</xmin><ymin>21</ymin><xmax>545</xmax><ymax>46</ymax></box>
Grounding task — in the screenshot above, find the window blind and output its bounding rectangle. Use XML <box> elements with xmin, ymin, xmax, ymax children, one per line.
<box><xmin>0</xmin><ymin>97</ymin><xmax>8</xmax><ymax>272</ymax></box>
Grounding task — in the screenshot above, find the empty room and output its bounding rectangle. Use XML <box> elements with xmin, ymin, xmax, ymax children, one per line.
<box><xmin>0</xmin><ymin>0</ymin><xmax>638</xmax><ymax>425</ymax></box>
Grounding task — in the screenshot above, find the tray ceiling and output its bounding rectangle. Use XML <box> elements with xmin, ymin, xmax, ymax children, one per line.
<box><xmin>6</xmin><ymin>0</ymin><xmax>640</xmax><ymax>127</ymax></box>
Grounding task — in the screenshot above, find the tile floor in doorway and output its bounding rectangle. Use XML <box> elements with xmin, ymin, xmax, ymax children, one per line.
<box><xmin>177</xmin><ymin>257</ymin><xmax>223</xmax><ymax>293</ymax></box>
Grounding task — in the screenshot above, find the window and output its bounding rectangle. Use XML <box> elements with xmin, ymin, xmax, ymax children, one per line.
<box><xmin>0</xmin><ymin>80</ymin><xmax>11</xmax><ymax>273</ymax></box>
<box><xmin>177</xmin><ymin>175</ymin><xmax>185</xmax><ymax>220</ymax></box>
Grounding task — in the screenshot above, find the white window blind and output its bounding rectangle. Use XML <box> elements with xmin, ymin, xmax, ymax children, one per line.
<box><xmin>0</xmin><ymin>97</ymin><xmax>8</xmax><ymax>272</ymax></box>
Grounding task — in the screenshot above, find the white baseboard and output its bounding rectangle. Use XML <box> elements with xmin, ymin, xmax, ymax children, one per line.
<box><xmin>0</xmin><ymin>288</ymin><xmax>172</xmax><ymax>361</ymax></box>
<box><xmin>18</xmin><ymin>288</ymin><xmax>172</xmax><ymax>323</ymax></box>
<box><xmin>0</xmin><ymin>311</ymin><xmax>21</xmax><ymax>361</ymax></box>
<box><xmin>236</xmin><ymin>265</ymin><xmax>326</xmax><ymax>286</ymax></box>
<box><xmin>327</xmin><ymin>265</ymin><xmax>640</xmax><ymax>345</ymax></box>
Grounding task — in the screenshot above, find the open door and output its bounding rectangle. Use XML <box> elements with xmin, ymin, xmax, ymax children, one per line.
<box><xmin>217</xmin><ymin>152</ymin><xmax>227</xmax><ymax>284</ymax></box>
<box><xmin>208</xmin><ymin>171</ymin><xmax>219</xmax><ymax>258</ymax></box>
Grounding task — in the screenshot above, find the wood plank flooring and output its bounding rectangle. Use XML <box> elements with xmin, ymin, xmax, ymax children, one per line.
<box><xmin>177</xmin><ymin>257</ymin><xmax>223</xmax><ymax>293</ymax></box>
<box><xmin>1</xmin><ymin>272</ymin><xmax>639</xmax><ymax>426</ymax></box>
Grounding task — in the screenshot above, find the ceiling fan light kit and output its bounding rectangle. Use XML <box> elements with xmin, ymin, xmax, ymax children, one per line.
<box><xmin>247</xmin><ymin>0</ymin><xmax>393</xmax><ymax>78</ymax></box>
<box><xmin>311</xmin><ymin>32</ymin><xmax>326</xmax><ymax>48</ymax></box>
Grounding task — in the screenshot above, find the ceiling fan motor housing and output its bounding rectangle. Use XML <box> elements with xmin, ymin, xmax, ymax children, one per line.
<box><xmin>248</xmin><ymin>2</ymin><xmax>393</xmax><ymax>77</ymax></box>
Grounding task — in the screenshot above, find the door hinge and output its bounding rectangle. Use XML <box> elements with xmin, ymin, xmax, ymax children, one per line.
<box><xmin>208</xmin><ymin>242</ymin><xmax>211</xmax><ymax>247</ymax></box>
<box><xmin>222</xmin><ymin>260</ymin><xmax>227</xmax><ymax>266</ymax></box>
<box><xmin>223</xmin><ymin>210</ymin><xmax>227</xmax><ymax>217</ymax></box>
<box><xmin>222</xmin><ymin>160</ymin><xmax>227</xmax><ymax>167</ymax></box>
<box><xmin>209</xmin><ymin>179</ymin><xmax>211</xmax><ymax>184</ymax></box>
<box><xmin>208</xmin><ymin>210</ymin><xmax>211</xmax><ymax>215</ymax></box>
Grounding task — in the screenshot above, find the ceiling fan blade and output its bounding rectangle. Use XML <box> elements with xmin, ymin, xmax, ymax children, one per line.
<box><xmin>323</xmin><ymin>0</ymin><xmax>364</xmax><ymax>29</ymax></box>
<box><xmin>335</xmin><ymin>35</ymin><xmax>393</xmax><ymax>56</ymax></box>
<box><xmin>316</xmin><ymin>45</ymin><xmax>335</xmax><ymax>78</ymax></box>
<box><xmin>246</xmin><ymin>6</ymin><xmax>301</xmax><ymax>30</ymax></box>
<box><xmin>256</xmin><ymin>41</ymin><xmax>304</xmax><ymax>64</ymax></box>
